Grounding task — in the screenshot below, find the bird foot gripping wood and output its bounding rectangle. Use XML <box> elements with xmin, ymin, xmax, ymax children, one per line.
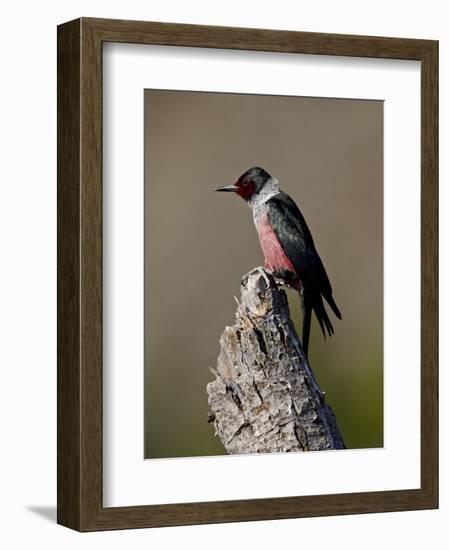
<box><xmin>207</xmin><ymin>267</ymin><xmax>345</xmax><ymax>454</ymax></box>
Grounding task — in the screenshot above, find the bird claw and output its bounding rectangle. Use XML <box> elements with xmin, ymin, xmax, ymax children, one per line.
<box><xmin>275</xmin><ymin>280</ymin><xmax>288</xmax><ymax>288</ymax></box>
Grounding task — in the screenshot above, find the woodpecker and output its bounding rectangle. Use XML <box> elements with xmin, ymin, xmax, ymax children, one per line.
<box><xmin>216</xmin><ymin>166</ymin><xmax>341</xmax><ymax>356</ymax></box>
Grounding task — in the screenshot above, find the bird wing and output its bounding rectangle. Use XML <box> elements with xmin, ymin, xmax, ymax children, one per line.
<box><xmin>266</xmin><ymin>192</ymin><xmax>334</xmax><ymax>299</ymax></box>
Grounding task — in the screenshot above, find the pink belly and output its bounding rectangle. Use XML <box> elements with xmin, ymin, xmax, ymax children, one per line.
<box><xmin>256</xmin><ymin>211</ymin><xmax>296</xmax><ymax>275</ymax></box>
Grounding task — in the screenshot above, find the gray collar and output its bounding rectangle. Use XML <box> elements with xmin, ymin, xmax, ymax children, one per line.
<box><xmin>248</xmin><ymin>177</ymin><xmax>281</xmax><ymax>209</ymax></box>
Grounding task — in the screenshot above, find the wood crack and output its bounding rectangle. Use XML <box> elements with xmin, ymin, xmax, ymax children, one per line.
<box><xmin>207</xmin><ymin>267</ymin><xmax>345</xmax><ymax>454</ymax></box>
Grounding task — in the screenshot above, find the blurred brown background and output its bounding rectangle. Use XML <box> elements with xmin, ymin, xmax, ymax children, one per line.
<box><xmin>144</xmin><ymin>90</ymin><xmax>383</xmax><ymax>459</ymax></box>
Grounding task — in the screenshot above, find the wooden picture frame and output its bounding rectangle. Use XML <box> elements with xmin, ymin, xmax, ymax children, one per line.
<box><xmin>57</xmin><ymin>17</ymin><xmax>438</xmax><ymax>531</ymax></box>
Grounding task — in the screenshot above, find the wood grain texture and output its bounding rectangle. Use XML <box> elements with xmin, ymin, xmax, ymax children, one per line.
<box><xmin>79</xmin><ymin>17</ymin><xmax>104</xmax><ymax>530</ymax></box>
<box><xmin>57</xmin><ymin>17</ymin><xmax>438</xmax><ymax>531</ymax></box>
<box><xmin>207</xmin><ymin>268</ymin><xmax>345</xmax><ymax>453</ymax></box>
<box><xmin>57</xmin><ymin>18</ymin><xmax>81</xmax><ymax>531</ymax></box>
<box><xmin>420</xmin><ymin>40</ymin><xmax>439</xmax><ymax>505</ymax></box>
<box><xmin>84</xmin><ymin>17</ymin><xmax>433</xmax><ymax>59</ymax></box>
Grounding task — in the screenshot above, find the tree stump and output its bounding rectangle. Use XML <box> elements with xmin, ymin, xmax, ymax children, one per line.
<box><xmin>207</xmin><ymin>267</ymin><xmax>345</xmax><ymax>454</ymax></box>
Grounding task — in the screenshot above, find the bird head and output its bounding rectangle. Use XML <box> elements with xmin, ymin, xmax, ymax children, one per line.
<box><xmin>215</xmin><ymin>166</ymin><xmax>273</xmax><ymax>202</ymax></box>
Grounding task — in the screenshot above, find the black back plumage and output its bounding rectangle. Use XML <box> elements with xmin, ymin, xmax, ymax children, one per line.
<box><xmin>267</xmin><ymin>192</ymin><xmax>341</xmax><ymax>352</ymax></box>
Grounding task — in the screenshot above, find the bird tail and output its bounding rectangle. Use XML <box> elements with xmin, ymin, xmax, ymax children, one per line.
<box><xmin>324</xmin><ymin>293</ymin><xmax>342</xmax><ymax>320</ymax></box>
<box><xmin>313</xmin><ymin>292</ymin><xmax>334</xmax><ymax>339</ymax></box>
<box><xmin>300</xmin><ymin>289</ymin><xmax>342</xmax><ymax>355</ymax></box>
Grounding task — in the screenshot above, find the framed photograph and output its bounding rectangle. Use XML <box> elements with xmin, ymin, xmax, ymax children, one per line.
<box><xmin>57</xmin><ymin>17</ymin><xmax>438</xmax><ymax>531</ymax></box>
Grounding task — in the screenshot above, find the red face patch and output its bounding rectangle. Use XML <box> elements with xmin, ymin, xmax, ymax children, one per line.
<box><xmin>235</xmin><ymin>178</ymin><xmax>255</xmax><ymax>199</ymax></box>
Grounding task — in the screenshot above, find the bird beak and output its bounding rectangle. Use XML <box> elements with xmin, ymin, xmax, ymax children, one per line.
<box><xmin>215</xmin><ymin>185</ymin><xmax>238</xmax><ymax>192</ymax></box>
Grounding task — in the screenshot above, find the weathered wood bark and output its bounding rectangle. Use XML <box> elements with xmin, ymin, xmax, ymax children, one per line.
<box><xmin>207</xmin><ymin>267</ymin><xmax>345</xmax><ymax>454</ymax></box>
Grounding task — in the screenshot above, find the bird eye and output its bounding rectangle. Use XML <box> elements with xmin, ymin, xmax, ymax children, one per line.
<box><xmin>243</xmin><ymin>180</ymin><xmax>248</xmax><ymax>187</ymax></box>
